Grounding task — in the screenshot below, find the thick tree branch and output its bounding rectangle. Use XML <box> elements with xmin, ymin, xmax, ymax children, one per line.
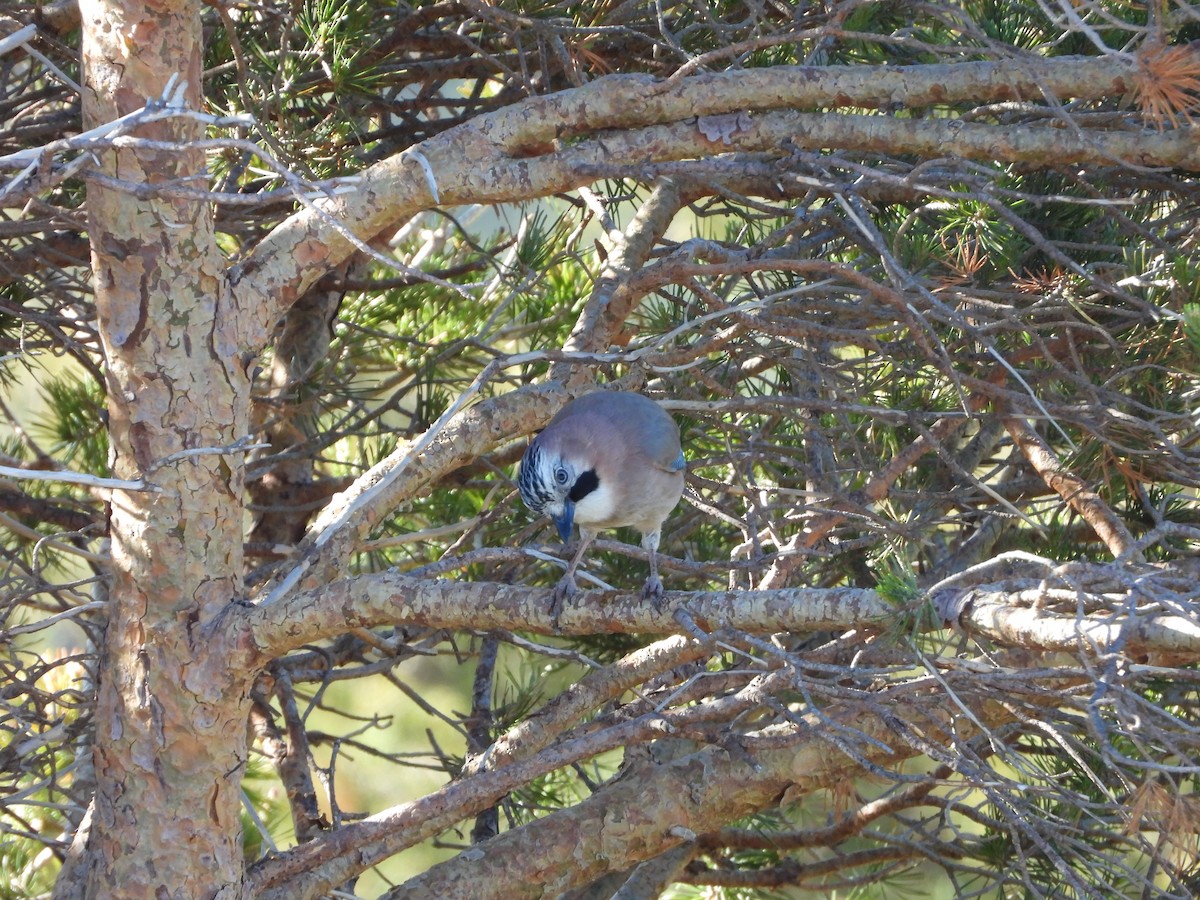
<box><xmin>0</xmin><ymin>483</ymin><xmax>96</xmax><ymax>533</ymax></box>
<box><xmin>232</xmin><ymin>54</ymin><xmax>1151</xmax><ymax>334</ymax></box>
<box><xmin>240</xmin><ymin>572</ymin><xmax>892</xmax><ymax>659</ymax></box>
<box><xmin>237</xmin><ymin>567</ymin><xmax>1200</xmax><ymax>663</ymax></box>
<box><xmin>951</xmin><ymin>590</ymin><xmax>1200</xmax><ymax>663</ymax></box>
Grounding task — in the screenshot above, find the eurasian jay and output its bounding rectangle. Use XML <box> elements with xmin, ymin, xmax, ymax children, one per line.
<box><xmin>518</xmin><ymin>391</ymin><xmax>686</xmax><ymax>617</ymax></box>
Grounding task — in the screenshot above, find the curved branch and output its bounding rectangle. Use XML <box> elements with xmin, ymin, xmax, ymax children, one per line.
<box><xmin>232</xmin><ymin>54</ymin><xmax>1150</xmax><ymax>335</ymax></box>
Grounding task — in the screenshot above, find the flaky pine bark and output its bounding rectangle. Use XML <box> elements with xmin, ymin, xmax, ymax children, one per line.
<box><xmin>63</xmin><ymin>0</ymin><xmax>256</xmax><ymax>896</ymax></box>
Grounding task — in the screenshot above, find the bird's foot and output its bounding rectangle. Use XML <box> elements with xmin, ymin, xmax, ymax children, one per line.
<box><xmin>642</xmin><ymin>575</ymin><xmax>666</xmax><ymax>612</ymax></box>
<box><xmin>550</xmin><ymin>574</ymin><xmax>579</xmax><ymax>628</ymax></box>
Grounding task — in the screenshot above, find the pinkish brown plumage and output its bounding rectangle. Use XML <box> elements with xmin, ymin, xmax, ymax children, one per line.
<box><xmin>519</xmin><ymin>391</ymin><xmax>686</xmax><ymax>620</ymax></box>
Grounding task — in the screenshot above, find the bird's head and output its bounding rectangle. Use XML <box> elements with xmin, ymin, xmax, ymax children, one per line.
<box><xmin>518</xmin><ymin>439</ymin><xmax>599</xmax><ymax>542</ymax></box>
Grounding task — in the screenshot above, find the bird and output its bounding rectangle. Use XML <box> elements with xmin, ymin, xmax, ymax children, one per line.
<box><xmin>518</xmin><ymin>391</ymin><xmax>686</xmax><ymax>620</ymax></box>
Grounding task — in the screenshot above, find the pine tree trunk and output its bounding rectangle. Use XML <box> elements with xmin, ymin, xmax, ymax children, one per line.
<box><xmin>63</xmin><ymin>0</ymin><xmax>253</xmax><ymax>895</ymax></box>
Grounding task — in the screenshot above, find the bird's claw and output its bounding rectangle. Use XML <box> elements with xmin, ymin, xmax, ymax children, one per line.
<box><xmin>642</xmin><ymin>575</ymin><xmax>666</xmax><ymax>612</ymax></box>
<box><xmin>549</xmin><ymin>575</ymin><xmax>579</xmax><ymax>629</ymax></box>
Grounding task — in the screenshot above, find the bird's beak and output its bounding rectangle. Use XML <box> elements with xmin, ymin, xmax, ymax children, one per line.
<box><xmin>552</xmin><ymin>500</ymin><xmax>575</xmax><ymax>543</ymax></box>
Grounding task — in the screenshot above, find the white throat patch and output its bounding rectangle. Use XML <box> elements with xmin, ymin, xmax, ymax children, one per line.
<box><xmin>572</xmin><ymin>478</ymin><xmax>617</xmax><ymax>528</ymax></box>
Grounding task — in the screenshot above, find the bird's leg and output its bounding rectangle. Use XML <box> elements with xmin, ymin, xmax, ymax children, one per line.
<box><xmin>551</xmin><ymin>529</ymin><xmax>595</xmax><ymax>624</ymax></box>
<box><xmin>640</xmin><ymin>529</ymin><xmax>666</xmax><ymax>610</ymax></box>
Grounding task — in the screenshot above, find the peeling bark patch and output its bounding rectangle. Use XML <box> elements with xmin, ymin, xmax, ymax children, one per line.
<box><xmin>130</xmin><ymin>421</ymin><xmax>155</xmax><ymax>471</ymax></box>
<box><xmin>292</xmin><ymin>236</ymin><xmax>331</xmax><ymax>269</ymax></box>
<box><xmin>697</xmin><ymin>112</ymin><xmax>753</xmax><ymax>144</ymax></box>
<box><xmin>100</xmin><ymin>266</ymin><xmax>149</xmax><ymax>349</ymax></box>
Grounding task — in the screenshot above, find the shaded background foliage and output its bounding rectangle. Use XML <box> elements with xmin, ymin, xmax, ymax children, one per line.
<box><xmin>2</xmin><ymin>0</ymin><xmax>1199</xmax><ymax>897</ymax></box>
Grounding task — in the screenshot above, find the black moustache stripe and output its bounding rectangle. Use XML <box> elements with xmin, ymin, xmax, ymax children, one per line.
<box><xmin>568</xmin><ymin>469</ymin><xmax>598</xmax><ymax>503</ymax></box>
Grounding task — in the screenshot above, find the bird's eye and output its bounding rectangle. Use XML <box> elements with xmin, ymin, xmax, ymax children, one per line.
<box><xmin>553</xmin><ymin>466</ymin><xmax>570</xmax><ymax>486</ymax></box>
